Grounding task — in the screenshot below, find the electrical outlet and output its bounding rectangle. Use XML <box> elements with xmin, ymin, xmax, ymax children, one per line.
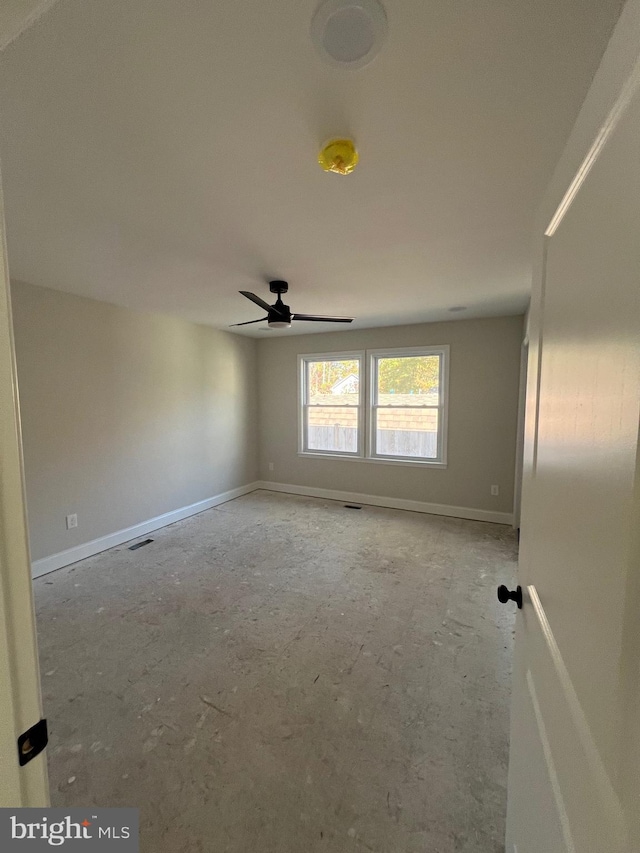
<box><xmin>268</xmin><ymin>462</ymin><xmax>274</xmax><ymax>472</ymax></box>
<box><xmin>490</xmin><ymin>485</ymin><xmax>499</xmax><ymax>496</ymax></box>
<box><xmin>66</xmin><ymin>513</ymin><xmax>78</xmax><ymax>530</ymax></box>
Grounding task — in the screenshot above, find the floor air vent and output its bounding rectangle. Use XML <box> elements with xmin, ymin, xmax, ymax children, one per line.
<box><xmin>344</xmin><ymin>504</ymin><xmax>362</xmax><ymax>510</ymax></box>
<box><xmin>129</xmin><ymin>538</ymin><xmax>154</xmax><ymax>551</ymax></box>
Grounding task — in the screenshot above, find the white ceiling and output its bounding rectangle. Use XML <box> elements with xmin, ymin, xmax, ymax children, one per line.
<box><xmin>0</xmin><ymin>0</ymin><xmax>623</xmax><ymax>336</ymax></box>
<box><xmin>0</xmin><ymin>0</ymin><xmax>61</xmax><ymax>52</ymax></box>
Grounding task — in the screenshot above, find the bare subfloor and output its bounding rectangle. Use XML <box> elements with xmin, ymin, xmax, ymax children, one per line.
<box><xmin>35</xmin><ymin>490</ymin><xmax>517</xmax><ymax>852</ymax></box>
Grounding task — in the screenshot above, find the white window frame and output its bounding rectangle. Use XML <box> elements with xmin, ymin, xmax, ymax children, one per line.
<box><xmin>298</xmin><ymin>346</ymin><xmax>449</xmax><ymax>468</ymax></box>
<box><xmin>298</xmin><ymin>351</ymin><xmax>365</xmax><ymax>458</ymax></box>
<box><xmin>367</xmin><ymin>346</ymin><xmax>449</xmax><ymax>467</ymax></box>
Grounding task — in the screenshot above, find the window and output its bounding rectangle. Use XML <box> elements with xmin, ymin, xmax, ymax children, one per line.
<box><xmin>300</xmin><ymin>346</ymin><xmax>448</xmax><ymax>466</ymax></box>
<box><xmin>299</xmin><ymin>353</ymin><xmax>364</xmax><ymax>456</ymax></box>
<box><xmin>370</xmin><ymin>347</ymin><xmax>448</xmax><ymax>463</ymax></box>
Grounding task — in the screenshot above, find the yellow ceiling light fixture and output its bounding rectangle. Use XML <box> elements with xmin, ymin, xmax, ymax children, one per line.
<box><xmin>318</xmin><ymin>138</ymin><xmax>359</xmax><ymax>175</ymax></box>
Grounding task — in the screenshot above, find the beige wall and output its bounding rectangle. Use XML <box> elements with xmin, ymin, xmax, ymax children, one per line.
<box><xmin>11</xmin><ymin>283</ymin><xmax>522</xmax><ymax>563</ymax></box>
<box><xmin>11</xmin><ymin>281</ymin><xmax>258</xmax><ymax>561</ymax></box>
<box><xmin>257</xmin><ymin>315</ymin><xmax>524</xmax><ymax>515</ymax></box>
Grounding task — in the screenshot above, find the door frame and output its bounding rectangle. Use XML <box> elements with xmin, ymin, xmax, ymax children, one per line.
<box><xmin>0</xmin><ymin>0</ymin><xmax>67</xmax><ymax>807</ymax></box>
<box><xmin>0</xmin><ymin>168</ymin><xmax>49</xmax><ymax>805</ymax></box>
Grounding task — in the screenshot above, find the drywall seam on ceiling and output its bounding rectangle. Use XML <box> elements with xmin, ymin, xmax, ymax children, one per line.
<box><xmin>0</xmin><ymin>0</ymin><xmax>64</xmax><ymax>53</ymax></box>
<box><xmin>30</xmin><ymin>481</ymin><xmax>261</xmax><ymax>578</ymax></box>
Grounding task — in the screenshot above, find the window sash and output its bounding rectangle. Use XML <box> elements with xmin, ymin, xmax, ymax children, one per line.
<box><xmin>372</xmin><ymin>405</ymin><xmax>440</xmax><ymax>410</ymax></box>
<box><xmin>299</xmin><ymin>352</ymin><xmax>364</xmax><ymax>457</ymax></box>
<box><xmin>371</xmin><ymin>404</ymin><xmax>443</xmax><ymax>461</ymax></box>
<box><xmin>373</xmin><ymin>404</ymin><xmax>438</xmax><ymax>409</ymax></box>
<box><xmin>369</xmin><ymin>349</ymin><xmax>447</xmax><ymax>463</ymax></box>
<box><xmin>371</xmin><ymin>353</ymin><xmax>443</xmax><ymax>406</ymax></box>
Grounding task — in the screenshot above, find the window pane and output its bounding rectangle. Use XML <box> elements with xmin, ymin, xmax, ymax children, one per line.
<box><xmin>375</xmin><ymin>407</ymin><xmax>439</xmax><ymax>459</ymax></box>
<box><xmin>376</xmin><ymin>355</ymin><xmax>440</xmax><ymax>406</ymax></box>
<box><xmin>307</xmin><ymin>359</ymin><xmax>359</xmax><ymax>406</ymax></box>
<box><xmin>307</xmin><ymin>406</ymin><xmax>359</xmax><ymax>453</ymax></box>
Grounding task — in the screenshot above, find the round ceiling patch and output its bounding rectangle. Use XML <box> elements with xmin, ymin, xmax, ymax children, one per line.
<box><xmin>311</xmin><ymin>0</ymin><xmax>388</xmax><ymax>70</ymax></box>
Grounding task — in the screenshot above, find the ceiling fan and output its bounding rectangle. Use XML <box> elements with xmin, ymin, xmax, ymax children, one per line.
<box><xmin>231</xmin><ymin>281</ymin><xmax>354</xmax><ymax>329</ymax></box>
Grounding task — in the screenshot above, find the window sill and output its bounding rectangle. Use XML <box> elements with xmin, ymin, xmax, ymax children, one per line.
<box><xmin>297</xmin><ymin>452</ymin><xmax>447</xmax><ymax>469</ymax></box>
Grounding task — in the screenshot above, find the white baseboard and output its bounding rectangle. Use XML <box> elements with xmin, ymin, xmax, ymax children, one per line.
<box><xmin>32</xmin><ymin>478</ymin><xmax>511</xmax><ymax>579</ymax></box>
<box><xmin>31</xmin><ymin>481</ymin><xmax>261</xmax><ymax>579</ymax></box>
<box><xmin>255</xmin><ymin>481</ymin><xmax>513</xmax><ymax>525</ymax></box>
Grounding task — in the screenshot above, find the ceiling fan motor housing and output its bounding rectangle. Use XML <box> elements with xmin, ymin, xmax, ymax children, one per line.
<box><xmin>268</xmin><ymin>303</ymin><xmax>292</xmax><ymax>327</ymax></box>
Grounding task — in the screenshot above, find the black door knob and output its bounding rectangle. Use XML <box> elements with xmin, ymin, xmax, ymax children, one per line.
<box><xmin>497</xmin><ymin>584</ymin><xmax>523</xmax><ymax>609</ymax></box>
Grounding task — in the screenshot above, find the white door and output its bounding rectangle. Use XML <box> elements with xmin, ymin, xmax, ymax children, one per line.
<box><xmin>505</xmin><ymin>1</ymin><xmax>640</xmax><ymax>851</ymax></box>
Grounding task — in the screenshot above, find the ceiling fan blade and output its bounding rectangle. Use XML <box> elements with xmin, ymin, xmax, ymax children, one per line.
<box><xmin>292</xmin><ymin>314</ymin><xmax>354</xmax><ymax>323</ymax></box>
<box><xmin>229</xmin><ymin>317</ymin><xmax>267</xmax><ymax>327</ymax></box>
<box><xmin>239</xmin><ymin>290</ymin><xmax>283</xmax><ymax>316</ymax></box>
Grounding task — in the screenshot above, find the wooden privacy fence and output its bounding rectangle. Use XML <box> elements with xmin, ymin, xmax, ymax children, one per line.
<box><xmin>376</xmin><ymin>427</ymin><xmax>438</xmax><ymax>458</ymax></box>
<box><xmin>306</xmin><ymin>393</ymin><xmax>439</xmax><ymax>457</ymax></box>
<box><xmin>308</xmin><ymin>425</ymin><xmax>359</xmax><ymax>453</ymax></box>
<box><xmin>307</xmin><ymin>425</ymin><xmax>438</xmax><ymax>458</ymax></box>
